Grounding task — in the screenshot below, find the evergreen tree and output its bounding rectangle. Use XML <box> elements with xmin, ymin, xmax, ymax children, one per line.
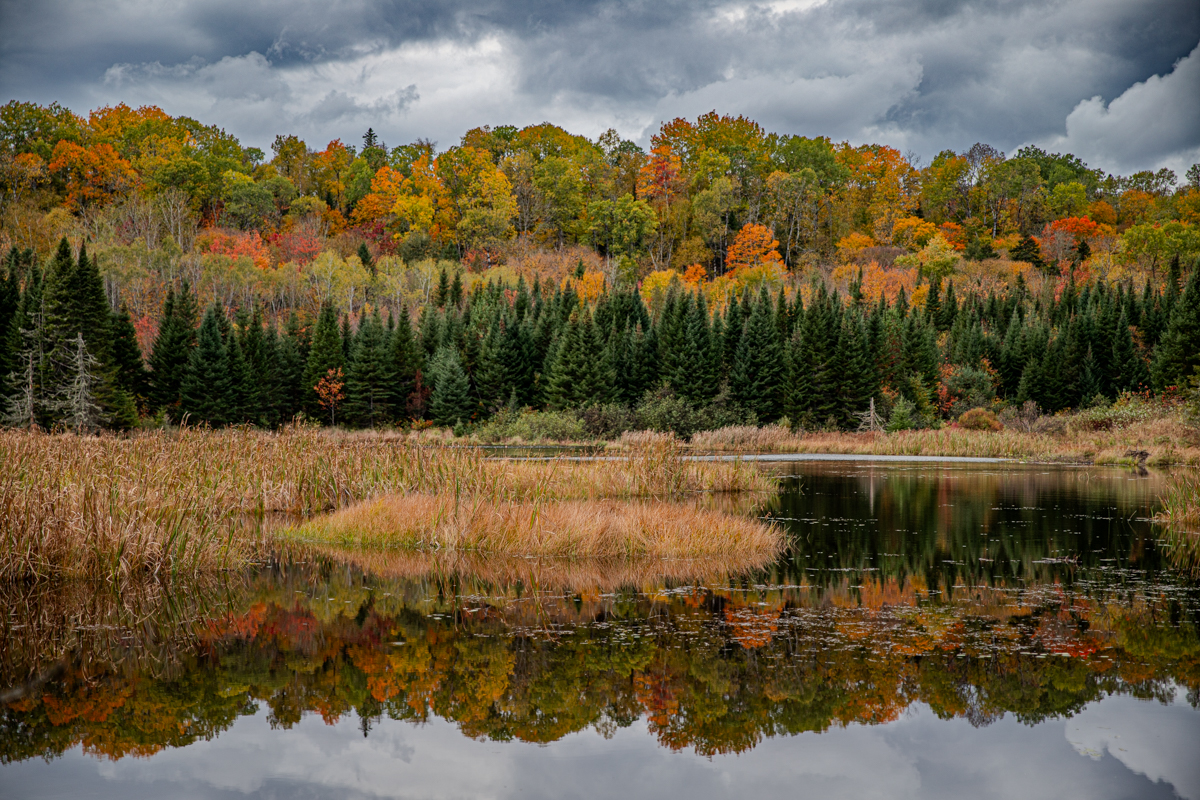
<box><xmin>432</xmin><ymin>268</ymin><xmax>449</xmax><ymax>308</ymax></box>
<box><xmin>428</xmin><ymin>345</ymin><xmax>472</xmax><ymax>426</ymax></box>
<box><xmin>347</xmin><ymin>310</ymin><xmax>392</xmax><ymax>426</ymax></box>
<box><xmin>389</xmin><ymin>306</ymin><xmax>421</xmax><ymax>418</ymax></box>
<box><xmin>1112</xmin><ymin>309</ymin><xmax>1148</xmax><ymax>392</ymax></box>
<box><xmin>544</xmin><ymin>311</ymin><xmax>610</xmax><ymax>408</ymax></box>
<box><xmin>1151</xmin><ymin>260</ymin><xmax>1200</xmax><ymax>391</ymax></box>
<box><xmin>148</xmin><ymin>281</ymin><xmax>199</xmax><ymax>414</ymax></box>
<box><xmin>303</xmin><ymin>303</ymin><xmax>344</xmax><ymax>418</ymax></box>
<box><xmin>731</xmin><ymin>289</ymin><xmax>785</xmax><ymax>421</ymax></box>
<box><xmin>1010</xmin><ymin>234</ymin><xmax>1045</xmax><ymax>271</ymax></box>
<box><xmin>222</xmin><ymin>312</ymin><xmax>252</xmax><ymax>424</ymax></box>
<box><xmin>449</xmin><ymin>271</ymin><xmax>463</xmax><ymax>307</ymax></box>
<box><xmin>0</xmin><ymin>248</ymin><xmax>26</xmax><ymax>403</ymax></box>
<box><xmin>109</xmin><ymin>305</ymin><xmax>148</xmax><ymax>424</ymax></box>
<box><xmin>181</xmin><ymin>304</ymin><xmax>231</xmax><ymax>425</ymax></box>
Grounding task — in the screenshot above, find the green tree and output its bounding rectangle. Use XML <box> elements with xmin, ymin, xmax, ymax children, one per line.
<box><xmin>346</xmin><ymin>311</ymin><xmax>392</xmax><ymax>427</ymax></box>
<box><xmin>180</xmin><ymin>304</ymin><xmax>231</xmax><ymax>425</ymax></box>
<box><xmin>428</xmin><ymin>345</ymin><xmax>472</xmax><ymax>426</ymax></box>
<box><xmin>303</xmin><ymin>303</ymin><xmax>344</xmax><ymax>419</ymax></box>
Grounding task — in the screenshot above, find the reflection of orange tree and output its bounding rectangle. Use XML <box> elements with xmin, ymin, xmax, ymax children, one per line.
<box><xmin>5</xmin><ymin>579</ymin><xmax>1198</xmax><ymax>763</ymax></box>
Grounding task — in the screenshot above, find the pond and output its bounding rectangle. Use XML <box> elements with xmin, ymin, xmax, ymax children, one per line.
<box><xmin>2</xmin><ymin>462</ymin><xmax>1198</xmax><ymax>800</ymax></box>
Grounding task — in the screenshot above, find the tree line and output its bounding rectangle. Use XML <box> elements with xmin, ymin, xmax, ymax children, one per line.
<box><xmin>3</xmin><ymin>241</ymin><xmax>1197</xmax><ymax>432</ymax></box>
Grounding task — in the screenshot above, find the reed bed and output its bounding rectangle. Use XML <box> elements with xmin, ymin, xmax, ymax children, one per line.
<box><xmin>685</xmin><ymin>418</ymin><xmax>1200</xmax><ymax>465</ymax></box>
<box><xmin>1156</xmin><ymin>470</ymin><xmax>1200</xmax><ymax>575</ymax></box>
<box><xmin>0</xmin><ymin>427</ymin><xmax>771</xmax><ymax>581</ymax></box>
<box><xmin>286</xmin><ymin>493</ymin><xmax>783</xmax><ymax>560</ymax></box>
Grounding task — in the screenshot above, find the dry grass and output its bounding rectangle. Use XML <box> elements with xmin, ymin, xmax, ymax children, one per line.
<box><xmin>286</xmin><ymin>493</ymin><xmax>783</xmax><ymax>560</ymax></box>
<box><xmin>1156</xmin><ymin>470</ymin><xmax>1200</xmax><ymax>575</ymax></box>
<box><xmin>684</xmin><ymin>414</ymin><xmax>1200</xmax><ymax>465</ymax></box>
<box><xmin>0</xmin><ymin>427</ymin><xmax>772</xmax><ymax>581</ymax></box>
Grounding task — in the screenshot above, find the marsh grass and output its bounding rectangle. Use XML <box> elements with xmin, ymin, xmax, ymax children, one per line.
<box><xmin>685</xmin><ymin>416</ymin><xmax>1200</xmax><ymax>465</ymax></box>
<box><xmin>286</xmin><ymin>494</ymin><xmax>782</xmax><ymax>560</ymax></box>
<box><xmin>0</xmin><ymin>427</ymin><xmax>772</xmax><ymax>581</ymax></box>
<box><xmin>1156</xmin><ymin>470</ymin><xmax>1200</xmax><ymax>574</ymax></box>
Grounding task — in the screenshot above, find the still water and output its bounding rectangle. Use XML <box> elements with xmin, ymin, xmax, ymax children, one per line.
<box><xmin>2</xmin><ymin>462</ymin><xmax>1198</xmax><ymax>799</ymax></box>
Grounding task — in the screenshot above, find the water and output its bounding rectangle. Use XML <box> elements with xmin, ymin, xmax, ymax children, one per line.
<box><xmin>2</xmin><ymin>462</ymin><xmax>1198</xmax><ymax>800</ymax></box>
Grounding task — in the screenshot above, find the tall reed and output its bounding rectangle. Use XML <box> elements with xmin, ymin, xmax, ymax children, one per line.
<box><xmin>0</xmin><ymin>427</ymin><xmax>772</xmax><ymax>581</ymax></box>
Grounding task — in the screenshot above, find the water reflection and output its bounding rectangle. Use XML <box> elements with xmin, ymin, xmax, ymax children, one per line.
<box><xmin>1</xmin><ymin>463</ymin><xmax>1198</xmax><ymax>798</ymax></box>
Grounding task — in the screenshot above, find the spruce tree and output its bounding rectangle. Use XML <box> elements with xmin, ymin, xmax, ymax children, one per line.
<box><xmin>731</xmin><ymin>289</ymin><xmax>785</xmax><ymax>421</ymax></box>
<box><xmin>276</xmin><ymin>313</ymin><xmax>308</xmax><ymax>423</ymax></box>
<box><xmin>222</xmin><ymin>312</ymin><xmax>252</xmax><ymax>424</ymax></box>
<box><xmin>0</xmin><ymin>248</ymin><xmax>24</xmax><ymax>403</ymax></box>
<box><xmin>181</xmin><ymin>304</ymin><xmax>231</xmax><ymax>426</ymax></box>
<box><xmin>346</xmin><ymin>310</ymin><xmax>392</xmax><ymax>426</ymax></box>
<box><xmin>1151</xmin><ymin>260</ymin><xmax>1200</xmax><ymax>392</ymax></box>
<box><xmin>149</xmin><ymin>281</ymin><xmax>199</xmax><ymax>414</ymax></box>
<box><xmin>109</xmin><ymin>305</ymin><xmax>148</xmax><ymax>422</ymax></box>
<box><xmin>428</xmin><ymin>345</ymin><xmax>472</xmax><ymax>426</ymax></box>
<box><xmin>544</xmin><ymin>311</ymin><xmax>610</xmax><ymax>409</ymax></box>
<box><xmin>303</xmin><ymin>303</ymin><xmax>344</xmax><ymax>418</ymax></box>
<box><xmin>389</xmin><ymin>306</ymin><xmax>421</xmax><ymax>418</ymax></box>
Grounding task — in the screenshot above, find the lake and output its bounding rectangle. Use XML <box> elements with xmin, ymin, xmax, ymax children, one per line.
<box><xmin>2</xmin><ymin>461</ymin><xmax>1198</xmax><ymax>799</ymax></box>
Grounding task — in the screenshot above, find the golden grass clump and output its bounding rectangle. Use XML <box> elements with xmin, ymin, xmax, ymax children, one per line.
<box><xmin>0</xmin><ymin>427</ymin><xmax>772</xmax><ymax>581</ymax></box>
<box><xmin>1156</xmin><ymin>470</ymin><xmax>1200</xmax><ymax>574</ymax></box>
<box><xmin>287</xmin><ymin>493</ymin><xmax>783</xmax><ymax>560</ymax></box>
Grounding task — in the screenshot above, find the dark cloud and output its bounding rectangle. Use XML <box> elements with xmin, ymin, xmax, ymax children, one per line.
<box><xmin>1</xmin><ymin>0</ymin><xmax>1197</xmax><ymax>173</ymax></box>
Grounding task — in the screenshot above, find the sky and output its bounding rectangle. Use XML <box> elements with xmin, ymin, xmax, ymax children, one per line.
<box><xmin>3</xmin><ymin>693</ymin><xmax>1198</xmax><ymax>799</ymax></box>
<box><xmin>1</xmin><ymin>0</ymin><xmax>1198</xmax><ymax>178</ymax></box>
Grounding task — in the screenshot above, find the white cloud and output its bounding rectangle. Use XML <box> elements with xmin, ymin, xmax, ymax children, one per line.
<box><xmin>1043</xmin><ymin>42</ymin><xmax>1200</xmax><ymax>175</ymax></box>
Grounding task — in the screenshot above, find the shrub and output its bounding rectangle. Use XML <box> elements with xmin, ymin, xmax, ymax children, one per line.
<box><xmin>580</xmin><ymin>403</ymin><xmax>637</xmax><ymax>440</ymax></box>
<box><xmin>957</xmin><ymin>408</ymin><xmax>1002</xmax><ymax>431</ymax></box>
<box><xmin>474</xmin><ymin>408</ymin><xmax>586</xmax><ymax>443</ymax></box>
<box><xmin>635</xmin><ymin>387</ymin><xmax>701</xmax><ymax>438</ymax></box>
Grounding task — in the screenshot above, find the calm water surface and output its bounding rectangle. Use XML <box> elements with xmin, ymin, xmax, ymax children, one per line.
<box><xmin>2</xmin><ymin>462</ymin><xmax>1198</xmax><ymax>800</ymax></box>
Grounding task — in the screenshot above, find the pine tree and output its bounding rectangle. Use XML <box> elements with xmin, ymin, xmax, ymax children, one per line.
<box><xmin>109</xmin><ymin>305</ymin><xmax>147</xmax><ymax>425</ymax></box>
<box><xmin>181</xmin><ymin>304</ymin><xmax>231</xmax><ymax>426</ymax></box>
<box><xmin>731</xmin><ymin>289</ymin><xmax>784</xmax><ymax>421</ymax></box>
<box><xmin>303</xmin><ymin>303</ymin><xmax>344</xmax><ymax>418</ymax></box>
<box><xmin>149</xmin><ymin>281</ymin><xmax>199</xmax><ymax>414</ymax></box>
<box><xmin>389</xmin><ymin>306</ymin><xmax>421</xmax><ymax>419</ymax></box>
<box><xmin>432</xmin><ymin>268</ymin><xmax>449</xmax><ymax>308</ymax></box>
<box><xmin>346</xmin><ymin>311</ymin><xmax>392</xmax><ymax>427</ymax></box>
<box><xmin>1151</xmin><ymin>259</ymin><xmax>1200</xmax><ymax>392</ymax></box>
<box><xmin>428</xmin><ymin>345</ymin><xmax>472</xmax><ymax>426</ymax></box>
<box><xmin>50</xmin><ymin>334</ymin><xmax>107</xmax><ymax>432</ymax></box>
<box><xmin>450</xmin><ymin>271</ymin><xmax>463</xmax><ymax>307</ymax></box>
<box><xmin>276</xmin><ymin>312</ymin><xmax>308</xmax><ymax>423</ymax></box>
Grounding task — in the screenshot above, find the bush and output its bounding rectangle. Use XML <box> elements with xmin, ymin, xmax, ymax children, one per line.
<box><xmin>1069</xmin><ymin>394</ymin><xmax>1163</xmax><ymax>432</ymax></box>
<box><xmin>635</xmin><ymin>387</ymin><xmax>701</xmax><ymax>438</ymax></box>
<box><xmin>474</xmin><ymin>407</ymin><xmax>586</xmax><ymax>443</ymax></box>
<box><xmin>580</xmin><ymin>403</ymin><xmax>636</xmax><ymax>440</ymax></box>
<box><xmin>998</xmin><ymin>401</ymin><xmax>1041</xmax><ymax>433</ymax></box>
<box><xmin>957</xmin><ymin>407</ymin><xmax>1002</xmax><ymax>431</ymax></box>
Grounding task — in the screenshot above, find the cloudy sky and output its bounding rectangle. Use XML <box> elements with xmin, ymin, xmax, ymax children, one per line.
<box><xmin>2</xmin><ymin>0</ymin><xmax>1198</xmax><ymax>176</ymax></box>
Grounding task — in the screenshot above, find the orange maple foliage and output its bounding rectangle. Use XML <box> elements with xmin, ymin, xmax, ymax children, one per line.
<box><xmin>725</xmin><ymin>223</ymin><xmax>782</xmax><ymax>274</ymax></box>
<box><xmin>197</xmin><ymin>230</ymin><xmax>272</xmax><ymax>270</ymax></box>
<box><xmin>636</xmin><ymin>144</ymin><xmax>683</xmax><ymax>201</ymax></box>
<box><xmin>1046</xmin><ymin>215</ymin><xmax>1100</xmax><ymax>240</ymax></box>
<box><xmin>938</xmin><ymin>221</ymin><xmax>967</xmax><ymax>250</ymax></box>
<box><xmin>682</xmin><ymin>263</ymin><xmax>708</xmax><ymax>285</ymax></box>
<box><xmin>48</xmin><ymin>141</ymin><xmax>138</xmax><ymax>211</ymax></box>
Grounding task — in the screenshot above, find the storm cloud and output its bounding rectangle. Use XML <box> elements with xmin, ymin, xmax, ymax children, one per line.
<box><xmin>1</xmin><ymin>0</ymin><xmax>1197</xmax><ymax>174</ymax></box>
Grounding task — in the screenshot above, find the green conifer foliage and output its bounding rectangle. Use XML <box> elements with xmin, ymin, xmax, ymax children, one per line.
<box><xmin>1152</xmin><ymin>260</ymin><xmax>1200</xmax><ymax>392</ymax></box>
<box><xmin>149</xmin><ymin>282</ymin><xmax>199</xmax><ymax>414</ymax></box>
<box><xmin>181</xmin><ymin>304</ymin><xmax>231</xmax><ymax>426</ymax></box>
<box><xmin>428</xmin><ymin>345</ymin><xmax>472</xmax><ymax>426</ymax></box>
<box><xmin>347</xmin><ymin>311</ymin><xmax>392</xmax><ymax>427</ymax></box>
<box><xmin>544</xmin><ymin>311</ymin><xmax>609</xmax><ymax>409</ymax></box>
<box><xmin>389</xmin><ymin>306</ymin><xmax>421</xmax><ymax>417</ymax></box>
<box><xmin>109</xmin><ymin>305</ymin><xmax>148</xmax><ymax>415</ymax></box>
<box><xmin>731</xmin><ymin>289</ymin><xmax>784</xmax><ymax>421</ymax></box>
<box><xmin>303</xmin><ymin>303</ymin><xmax>345</xmax><ymax>418</ymax></box>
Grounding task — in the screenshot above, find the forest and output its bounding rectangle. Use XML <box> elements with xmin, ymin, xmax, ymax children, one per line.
<box><xmin>1</xmin><ymin>100</ymin><xmax>1199</xmax><ymax>433</ymax></box>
